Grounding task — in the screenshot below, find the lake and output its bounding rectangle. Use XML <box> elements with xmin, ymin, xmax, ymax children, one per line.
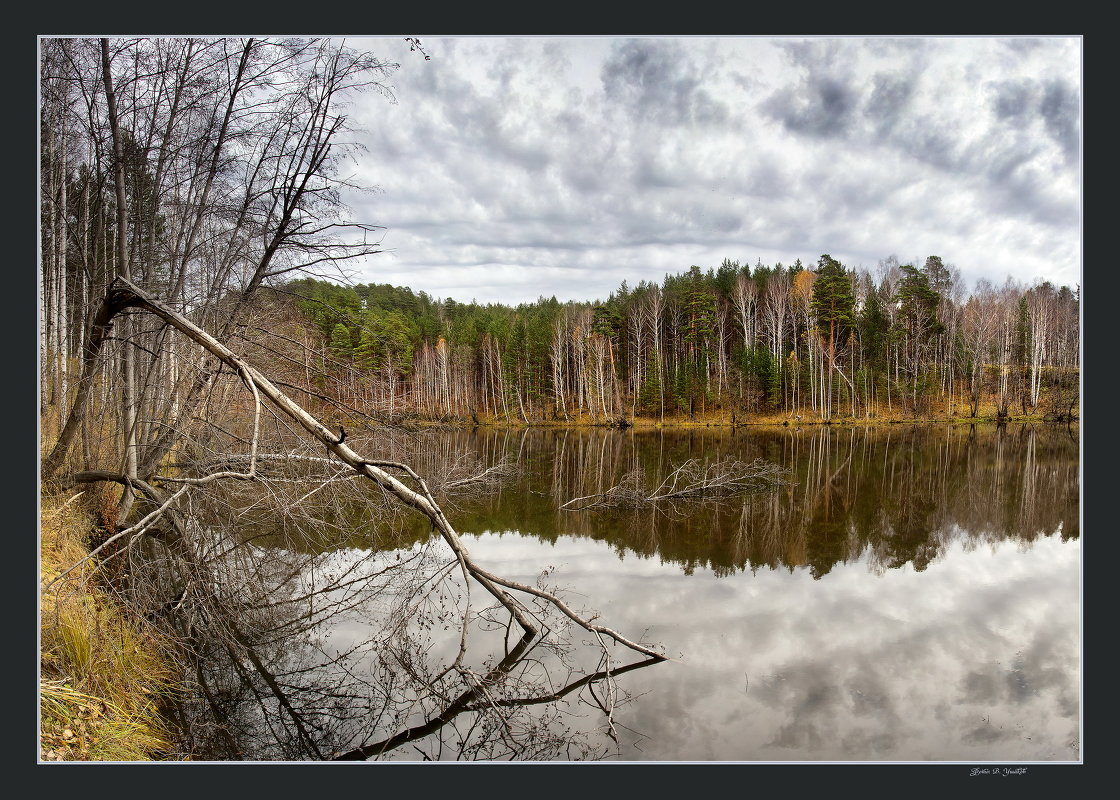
<box><xmin>178</xmin><ymin>423</ymin><xmax>1080</xmax><ymax>762</ymax></box>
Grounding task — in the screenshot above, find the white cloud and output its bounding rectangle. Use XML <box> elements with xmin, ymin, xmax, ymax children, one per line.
<box><xmin>341</xmin><ymin>36</ymin><xmax>1081</xmax><ymax>304</ymax></box>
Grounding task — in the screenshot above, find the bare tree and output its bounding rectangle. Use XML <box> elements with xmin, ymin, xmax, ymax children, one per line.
<box><xmin>637</xmin><ymin>284</ymin><xmax>666</xmax><ymax>420</ymax></box>
<box><xmin>43</xmin><ymin>37</ymin><xmax>396</xmax><ymax>485</ymax></box>
<box><xmin>761</xmin><ymin>270</ymin><xmax>790</xmax><ymax>410</ymax></box>
<box><xmin>1024</xmin><ymin>280</ymin><xmax>1056</xmax><ymax>412</ymax></box>
<box><xmin>960</xmin><ymin>280</ymin><xmax>999</xmax><ymax>418</ymax></box>
<box><xmin>994</xmin><ymin>278</ymin><xmax>1023</xmax><ymax>419</ymax></box>
<box><xmin>791</xmin><ymin>269</ymin><xmax>816</xmax><ymax>415</ymax></box>
<box><xmin>44</xmin><ymin>278</ymin><xmax>667</xmax><ymax>759</ymax></box>
<box><xmin>551</xmin><ymin>313</ymin><xmax>572</xmax><ymax>421</ymax></box>
<box><xmin>731</xmin><ymin>272</ymin><xmax>758</xmax><ymax>352</ymax></box>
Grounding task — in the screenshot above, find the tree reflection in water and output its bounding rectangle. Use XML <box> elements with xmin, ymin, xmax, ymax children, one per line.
<box><xmin>147</xmin><ymin>441</ymin><xmax>664</xmax><ymax>761</ymax></box>
<box><xmin>477</xmin><ymin>422</ymin><xmax>1079</xmax><ymax>578</ymax></box>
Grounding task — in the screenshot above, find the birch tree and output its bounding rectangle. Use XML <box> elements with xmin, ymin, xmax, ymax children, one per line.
<box><xmin>1024</xmin><ymin>280</ymin><xmax>1056</xmax><ymax>412</ymax></box>
<box><xmin>43</xmin><ymin>37</ymin><xmax>396</xmax><ymax>484</ymax></box>
<box><xmin>761</xmin><ymin>269</ymin><xmax>790</xmax><ymax>410</ymax></box>
<box><xmin>960</xmin><ymin>280</ymin><xmax>999</xmax><ymax>417</ymax></box>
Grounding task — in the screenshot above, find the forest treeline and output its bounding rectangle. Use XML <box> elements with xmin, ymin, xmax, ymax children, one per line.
<box><xmin>277</xmin><ymin>255</ymin><xmax>1079</xmax><ymax>424</ymax></box>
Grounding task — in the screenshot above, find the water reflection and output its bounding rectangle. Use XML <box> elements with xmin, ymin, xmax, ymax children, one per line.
<box><xmin>332</xmin><ymin>629</ymin><xmax>661</xmax><ymax>761</ymax></box>
<box><xmin>167</xmin><ymin>536</ymin><xmax>662</xmax><ymax>761</ymax></box>
<box><xmin>422</xmin><ymin>423</ymin><xmax>1079</xmax><ymax>578</ymax></box>
<box><xmin>172</xmin><ymin>422</ymin><xmax>1078</xmax><ymax>761</ymax></box>
<box><xmin>447</xmin><ymin>531</ymin><xmax>1078</xmax><ymax>761</ymax></box>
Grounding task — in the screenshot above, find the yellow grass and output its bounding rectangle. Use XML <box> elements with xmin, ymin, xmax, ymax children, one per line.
<box><xmin>40</xmin><ymin>492</ymin><xmax>183</xmax><ymax>761</ymax></box>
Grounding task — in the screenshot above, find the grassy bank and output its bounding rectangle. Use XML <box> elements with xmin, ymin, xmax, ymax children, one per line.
<box><xmin>404</xmin><ymin>406</ymin><xmax>1078</xmax><ymax>431</ymax></box>
<box><xmin>40</xmin><ymin>491</ymin><xmax>183</xmax><ymax>761</ymax></box>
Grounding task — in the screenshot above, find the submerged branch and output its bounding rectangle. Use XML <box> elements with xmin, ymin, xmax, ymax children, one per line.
<box><xmin>560</xmin><ymin>457</ymin><xmax>791</xmax><ymax>512</ymax></box>
<box><xmin>444</xmin><ymin>462</ymin><xmax>519</xmax><ymax>492</ymax></box>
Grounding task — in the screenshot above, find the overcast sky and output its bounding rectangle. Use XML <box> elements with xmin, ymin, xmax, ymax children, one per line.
<box><xmin>339</xmin><ymin>36</ymin><xmax>1081</xmax><ymax>306</ymax></box>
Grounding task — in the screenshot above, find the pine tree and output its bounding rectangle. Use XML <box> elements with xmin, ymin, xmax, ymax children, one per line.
<box><xmin>329</xmin><ymin>323</ymin><xmax>353</xmax><ymax>361</ymax></box>
<box><xmin>894</xmin><ymin>264</ymin><xmax>943</xmax><ymax>413</ymax></box>
<box><xmin>810</xmin><ymin>255</ymin><xmax>855</xmax><ymax>417</ymax></box>
<box><xmin>355</xmin><ymin>327</ymin><xmax>379</xmax><ymax>371</ymax></box>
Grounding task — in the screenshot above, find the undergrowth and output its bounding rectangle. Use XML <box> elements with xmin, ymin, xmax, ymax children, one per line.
<box><xmin>40</xmin><ymin>491</ymin><xmax>184</xmax><ymax>761</ymax></box>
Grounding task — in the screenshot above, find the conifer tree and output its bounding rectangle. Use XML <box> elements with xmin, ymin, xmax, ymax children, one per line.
<box><xmin>329</xmin><ymin>323</ymin><xmax>353</xmax><ymax>362</ymax></box>
<box><xmin>810</xmin><ymin>255</ymin><xmax>855</xmax><ymax>417</ymax></box>
<box><xmin>894</xmin><ymin>264</ymin><xmax>943</xmax><ymax>412</ymax></box>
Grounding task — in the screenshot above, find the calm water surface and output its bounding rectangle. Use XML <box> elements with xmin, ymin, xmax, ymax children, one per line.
<box><xmin>188</xmin><ymin>423</ymin><xmax>1080</xmax><ymax>762</ymax></box>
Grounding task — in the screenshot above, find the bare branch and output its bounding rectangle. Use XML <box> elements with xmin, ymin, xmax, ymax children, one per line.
<box><xmin>560</xmin><ymin>457</ymin><xmax>791</xmax><ymax>512</ymax></box>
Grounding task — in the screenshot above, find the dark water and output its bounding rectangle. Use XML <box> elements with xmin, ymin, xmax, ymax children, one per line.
<box><xmin>182</xmin><ymin>423</ymin><xmax>1080</xmax><ymax>762</ymax></box>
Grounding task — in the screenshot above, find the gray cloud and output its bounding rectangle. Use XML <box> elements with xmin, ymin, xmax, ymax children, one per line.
<box><xmin>863</xmin><ymin>37</ymin><xmax>931</xmax><ymax>57</ymax></box>
<box><xmin>866</xmin><ymin>72</ymin><xmax>918</xmax><ymax>135</ymax></box>
<box><xmin>764</xmin><ymin>75</ymin><xmax>858</xmax><ymax>138</ymax></box>
<box><xmin>744</xmin><ymin>161</ymin><xmax>789</xmax><ymax>199</ymax></box>
<box><xmin>987</xmin><ymin>76</ymin><xmax>1079</xmax><ymax>162</ymax></box>
<box><xmin>601</xmin><ymin>39</ymin><xmax>729</xmax><ymax>126</ymax></box>
<box><xmin>762</xmin><ymin>39</ymin><xmax>860</xmax><ymax>139</ymax></box>
<box><xmin>1002</xmin><ymin>38</ymin><xmax>1048</xmax><ymax>55</ymax></box>
<box><xmin>756</xmin><ymin>39</ymin><xmax>1078</xmax><ymax>249</ymax></box>
<box><xmin>633</xmin><ymin>153</ymin><xmax>684</xmax><ymax>190</ymax></box>
<box><xmin>1039</xmin><ymin>79</ymin><xmax>1080</xmax><ymax>160</ymax></box>
<box><xmin>884</xmin><ymin>115</ymin><xmax>962</xmax><ymax>172</ymax></box>
<box><xmin>990</xmin><ymin>78</ymin><xmax>1037</xmax><ymax>119</ymax></box>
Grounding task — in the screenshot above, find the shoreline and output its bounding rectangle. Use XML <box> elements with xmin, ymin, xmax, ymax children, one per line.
<box><xmin>398</xmin><ymin>413</ymin><xmax>1080</xmax><ymax>431</ymax></box>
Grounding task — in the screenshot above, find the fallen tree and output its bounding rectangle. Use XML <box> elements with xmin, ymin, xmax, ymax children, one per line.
<box><xmin>47</xmin><ymin>277</ymin><xmax>667</xmax><ymax>662</ymax></box>
<box><xmin>560</xmin><ymin>456</ymin><xmax>791</xmax><ymax>513</ymax></box>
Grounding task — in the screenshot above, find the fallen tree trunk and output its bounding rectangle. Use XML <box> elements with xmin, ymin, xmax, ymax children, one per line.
<box><xmin>58</xmin><ymin>277</ymin><xmax>664</xmax><ymax>662</ymax></box>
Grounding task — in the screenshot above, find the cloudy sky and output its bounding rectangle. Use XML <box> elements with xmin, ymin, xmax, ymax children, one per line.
<box><xmin>339</xmin><ymin>36</ymin><xmax>1081</xmax><ymax>306</ymax></box>
<box><xmin>343</xmin><ymin>530</ymin><xmax>1079</xmax><ymax>760</ymax></box>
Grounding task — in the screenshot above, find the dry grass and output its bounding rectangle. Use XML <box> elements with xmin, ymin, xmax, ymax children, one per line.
<box><xmin>40</xmin><ymin>492</ymin><xmax>183</xmax><ymax>761</ymax></box>
<box><xmin>447</xmin><ymin>391</ymin><xmax>1080</xmax><ymax>430</ymax></box>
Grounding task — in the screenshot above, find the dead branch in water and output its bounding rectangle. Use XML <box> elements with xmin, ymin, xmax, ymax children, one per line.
<box><xmin>560</xmin><ymin>457</ymin><xmax>791</xmax><ymax>512</ymax></box>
